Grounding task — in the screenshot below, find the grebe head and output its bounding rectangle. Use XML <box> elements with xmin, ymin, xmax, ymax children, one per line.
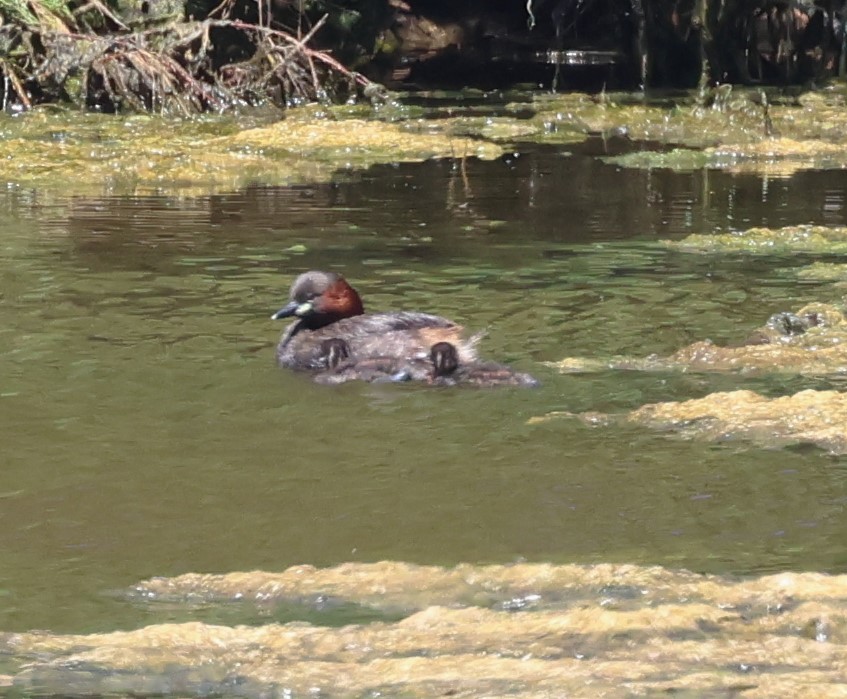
<box><xmin>430</xmin><ymin>342</ymin><xmax>460</xmax><ymax>377</ymax></box>
<box><xmin>272</xmin><ymin>271</ymin><xmax>365</xmax><ymax>329</ymax></box>
<box><xmin>319</xmin><ymin>338</ymin><xmax>352</xmax><ymax>370</ymax></box>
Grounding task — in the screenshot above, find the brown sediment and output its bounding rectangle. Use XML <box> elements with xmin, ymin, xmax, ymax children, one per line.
<box><xmin>4</xmin><ymin>561</ymin><xmax>847</xmax><ymax>696</ymax></box>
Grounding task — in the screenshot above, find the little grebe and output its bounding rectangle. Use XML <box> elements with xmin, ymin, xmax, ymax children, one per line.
<box><xmin>427</xmin><ymin>342</ymin><xmax>539</xmax><ymax>387</ymax></box>
<box><xmin>313</xmin><ymin>339</ymin><xmax>538</xmax><ymax>387</ymax></box>
<box><xmin>273</xmin><ymin>271</ymin><xmax>479</xmax><ymax>371</ymax></box>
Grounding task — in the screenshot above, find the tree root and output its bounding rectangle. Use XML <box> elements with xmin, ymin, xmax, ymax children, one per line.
<box><xmin>0</xmin><ymin>3</ymin><xmax>381</xmax><ymax>113</ymax></box>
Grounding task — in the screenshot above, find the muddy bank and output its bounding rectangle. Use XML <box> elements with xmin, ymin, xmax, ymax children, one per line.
<box><xmin>4</xmin><ymin>561</ymin><xmax>847</xmax><ymax>697</ymax></box>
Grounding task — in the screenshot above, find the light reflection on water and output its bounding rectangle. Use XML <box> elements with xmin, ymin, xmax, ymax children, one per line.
<box><xmin>2</xmin><ymin>142</ymin><xmax>847</xmax><ymax>633</ymax></box>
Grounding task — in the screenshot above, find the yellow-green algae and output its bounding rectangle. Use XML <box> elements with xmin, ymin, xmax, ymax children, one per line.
<box><xmin>618</xmin><ymin>389</ymin><xmax>847</xmax><ymax>454</ymax></box>
<box><xmin>543</xmin><ymin>298</ymin><xmax>847</xmax><ymax>450</ymax></box>
<box><xmin>453</xmin><ymin>85</ymin><xmax>847</xmax><ymax>160</ymax></box>
<box><xmin>796</xmin><ymin>262</ymin><xmax>847</xmax><ymax>283</ymax></box>
<box><xmin>0</xmin><ymin>108</ymin><xmax>503</xmax><ymax>196</ymax></box>
<box><xmin>667</xmin><ymin>225</ymin><xmax>847</xmax><ymax>255</ymax></box>
<box><xmin>5</xmin><ymin>561</ymin><xmax>847</xmax><ymax>697</ymax></box>
<box><xmin>609</xmin><ymin>137</ymin><xmax>847</xmax><ymax>175</ymax></box>
<box><xmin>8</xmin><ymin>86</ymin><xmax>847</xmax><ymax>194</ymax></box>
<box><xmin>517</xmin><ymin>87</ymin><xmax>847</xmax><ymax>174</ymax></box>
<box><xmin>532</xmin><ymin>385</ymin><xmax>847</xmax><ymax>453</ymax></box>
<box><xmin>433</xmin><ymin>114</ymin><xmax>589</xmax><ymax>146</ymax></box>
<box><xmin>127</xmin><ymin>560</ymin><xmax>847</xmax><ymax>611</ymax></box>
<box><xmin>549</xmin><ymin>303</ymin><xmax>847</xmax><ymax>376</ymax></box>
<box><xmin>540</xmin><ymin>93</ymin><xmax>770</xmax><ymax>148</ymax></box>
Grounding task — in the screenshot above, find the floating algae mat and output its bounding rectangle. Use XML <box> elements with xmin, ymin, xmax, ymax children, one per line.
<box><xmin>550</xmin><ymin>302</ymin><xmax>847</xmax><ymax>376</ymax></box>
<box><xmin>795</xmin><ymin>262</ymin><xmax>847</xmax><ymax>283</ymax></box>
<box><xmin>427</xmin><ymin>89</ymin><xmax>847</xmax><ymax>155</ymax></box>
<box><xmin>6</xmin><ymin>86</ymin><xmax>847</xmax><ymax>195</ymax></box>
<box><xmin>436</xmin><ymin>113</ymin><xmax>589</xmax><ymax>146</ymax></box>
<box><xmin>666</xmin><ymin>225</ymin><xmax>847</xmax><ymax>255</ymax></box>
<box><xmin>418</xmin><ymin>86</ymin><xmax>847</xmax><ymax>171</ymax></box>
<box><xmin>623</xmin><ymin>389</ymin><xmax>847</xmax><ymax>454</ymax></box>
<box><xmin>606</xmin><ymin>137</ymin><xmax>847</xmax><ymax>175</ymax></box>
<box><xmin>534</xmin><ymin>389</ymin><xmax>847</xmax><ymax>454</ymax></box>
<box><xmin>0</xmin><ymin>108</ymin><xmax>503</xmax><ymax>196</ymax></box>
<box><xmin>551</xmin><ymin>87</ymin><xmax>847</xmax><ymax>174</ymax></box>
<box><xmin>518</xmin><ymin>90</ymin><xmax>773</xmax><ymax>148</ymax></box>
<box><xmin>542</xmin><ymin>299</ymin><xmax>847</xmax><ymax>453</ymax></box>
<box><xmin>462</xmin><ymin>86</ymin><xmax>847</xmax><ymax>159</ymax></box>
<box><xmin>572</xmin><ymin>224</ymin><xmax>847</xmax><ymax>373</ymax></box>
<box><xmin>5</xmin><ymin>561</ymin><xmax>847</xmax><ymax>696</ymax></box>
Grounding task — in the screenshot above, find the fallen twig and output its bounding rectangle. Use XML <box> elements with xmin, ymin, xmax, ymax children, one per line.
<box><xmin>2</xmin><ymin>10</ymin><xmax>379</xmax><ymax>113</ymax></box>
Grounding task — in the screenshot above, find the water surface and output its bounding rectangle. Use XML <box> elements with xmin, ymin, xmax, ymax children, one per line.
<box><xmin>3</xmin><ymin>139</ymin><xmax>847</xmax><ymax>633</ymax></box>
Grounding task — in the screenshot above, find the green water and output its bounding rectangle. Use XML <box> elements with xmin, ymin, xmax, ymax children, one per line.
<box><xmin>2</xmin><ymin>143</ymin><xmax>847</xmax><ymax>634</ymax></box>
